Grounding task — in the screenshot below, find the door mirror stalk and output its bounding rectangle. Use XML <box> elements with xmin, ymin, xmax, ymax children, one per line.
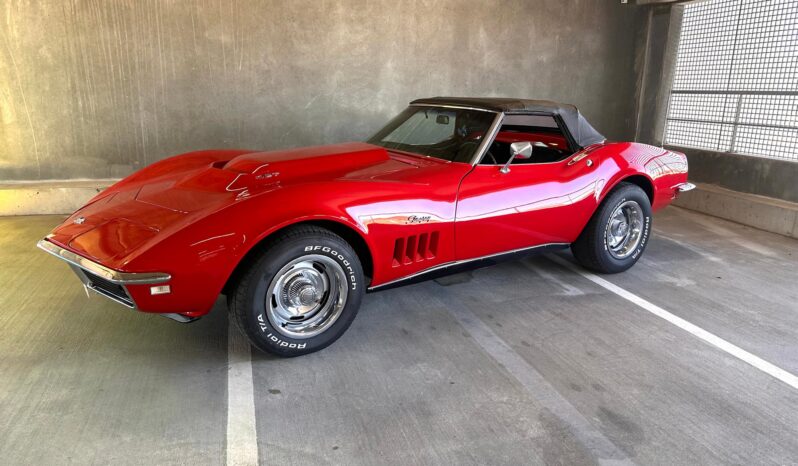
<box><xmin>500</xmin><ymin>141</ymin><xmax>547</xmax><ymax>173</ymax></box>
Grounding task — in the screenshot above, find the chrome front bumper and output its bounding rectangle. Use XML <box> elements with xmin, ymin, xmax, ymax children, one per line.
<box><xmin>37</xmin><ymin>239</ymin><xmax>170</xmax><ymax>285</ymax></box>
<box><xmin>675</xmin><ymin>182</ymin><xmax>696</xmax><ymax>193</ymax></box>
<box><xmin>37</xmin><ymin>238</ymin><xmax>171</xmax><ymax>310</ymax></box>
<box><xmin>38</xmin><ymin>239</ymin><xmax>197</xmax><ymax>323</ymax></box>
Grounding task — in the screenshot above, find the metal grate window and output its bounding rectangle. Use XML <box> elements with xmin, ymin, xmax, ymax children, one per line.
<box><xmin>665</xmin><ymin>0</ymin><xmax>798</xmax><ymax>161</ymax></box>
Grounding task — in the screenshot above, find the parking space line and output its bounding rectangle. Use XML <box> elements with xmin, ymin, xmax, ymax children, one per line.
<box><xmin>524</xmin><ymin>259</ymin><xmax>586</xmax><ymax>296</ymax></box>
<box><xmin>447</xmin><ymin>301</ymin><xmax>635</xmax><ymax>466</ymax></box>
<box><xmin>547</xmin><ymin>254</ymin><xmax>798</xmax><ymax>391</ymax></box>
<box><xmin>227</xmin><ymin>319</ymin><xmax>259</xmax><ymax>466</ymax></box>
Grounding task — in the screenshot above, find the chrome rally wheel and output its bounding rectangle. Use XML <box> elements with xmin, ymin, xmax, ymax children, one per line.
<box><xmin>266</xmin><ymin>255</ymin><xmax>348</xmax><ymax>339</ymax></box>
<box><xmin>605</xmin><ymin>200</ymin><xmax>645</xmax><ymax>260</ymax></box>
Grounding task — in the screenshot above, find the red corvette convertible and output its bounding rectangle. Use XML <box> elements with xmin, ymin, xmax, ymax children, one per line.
<box><xmin>39</xmin><ymin>97</ymin><xmax>692</xmax><ymax>356</ymax></box>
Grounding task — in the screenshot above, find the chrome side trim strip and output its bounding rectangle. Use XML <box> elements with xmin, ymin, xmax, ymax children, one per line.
<box><xmin>37</xmin><ymin>239</ymin><xmax>171</xmax><ymax>285</ymax></box>
<box><xmin>368</xmin><ymin>242</ymin><xmax>569</xmax><ymax>291</ymax></box>
<box><xmin>675</xmin><ymin>182</ymin><xmax>696</xmax><ymax>193</ymax></box>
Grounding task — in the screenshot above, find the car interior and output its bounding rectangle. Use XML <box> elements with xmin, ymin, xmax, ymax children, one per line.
<box><xmin>480</xmin><ymin>114</ymin><xmax>575</xmax><ymax>165</ymax></box>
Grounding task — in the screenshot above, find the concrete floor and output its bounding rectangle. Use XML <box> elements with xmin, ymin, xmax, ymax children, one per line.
<box><xmin>1</xmin><ymin>207</ymin><xmax>797</xmax><ymax>465</ymax></box>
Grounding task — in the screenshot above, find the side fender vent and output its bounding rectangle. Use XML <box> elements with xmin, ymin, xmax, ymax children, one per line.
<box><xmin>392</xmin><ymin>231</ymin><xmax>439</xmax><ymax>267</ymax></box>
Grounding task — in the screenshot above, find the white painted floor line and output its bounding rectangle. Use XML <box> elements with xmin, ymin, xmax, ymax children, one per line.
<box><xmin>447</xmin><ymin>301</ymin><xmax>635</xmax><ymax>466</ymax></box>
<box><xmin>524</xmin><ymin>259</ymin><xmax>585</xmax><ymax>296</ymax></box>
<box><xmin>227</xmin><ymin>320</ymin><xmax>259</xmax><ymax>466</ymax></box>
<box><xmin>547</xmin><ymin>254</ymin><xmax>798</xmax><ymax>391</ymax></box>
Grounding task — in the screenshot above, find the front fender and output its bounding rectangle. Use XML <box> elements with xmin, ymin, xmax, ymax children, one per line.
<box><xmin>124</xmin><ymin>181</ymin><xmax>377</xmax><ymax>316</ymax></box>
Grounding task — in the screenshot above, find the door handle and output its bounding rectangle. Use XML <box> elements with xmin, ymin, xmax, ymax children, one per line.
<box><xmin>567</xmin><ymin>152</ymin><xmax>591</xmax><ymax>166</ymax></box>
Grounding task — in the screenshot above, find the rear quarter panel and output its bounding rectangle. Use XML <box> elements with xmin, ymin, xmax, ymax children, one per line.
<box><xmin>594</xmin><ymin>142</ymin><xmax>689</xmax><ymax>212</ymax></box>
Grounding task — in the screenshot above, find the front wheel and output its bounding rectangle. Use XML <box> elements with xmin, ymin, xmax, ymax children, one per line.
<box><xmin>228</xmin><ymin>225</ymin><xmax>365</xmax><ymax>357</ymax></box>
<box><xmin>571</xmin><ymin>182</ymin><xmax>652</xmax><ymax>274</ymax></box>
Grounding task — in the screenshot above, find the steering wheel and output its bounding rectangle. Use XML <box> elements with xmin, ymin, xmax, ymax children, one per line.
<box><xmin>455</xmin><ymin>141</ymin><xmax>482</xmax><ymax>163</ymax></box>
<box><xmin>483</xmin><ymin>150</ymin><xmax>498</xmax><ymax>165</ymax></box>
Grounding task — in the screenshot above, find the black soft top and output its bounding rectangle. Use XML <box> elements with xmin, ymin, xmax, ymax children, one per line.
<box><xmin>410</xmin><ymin>96</ymin><xmax>605</xmax><ymax>149</ymax></box>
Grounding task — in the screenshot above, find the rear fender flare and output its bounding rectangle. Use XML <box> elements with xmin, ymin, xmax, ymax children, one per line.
<box><xmin>597</xmin><ymin>171</ymin><xmax>655</xmax><ymax>207</ymax></box>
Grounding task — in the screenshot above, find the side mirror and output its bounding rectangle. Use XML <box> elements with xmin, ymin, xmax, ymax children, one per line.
<box><xmin>510</xmin><ymin>141</ymin><xmax>533</xmax><ymax>159</ymax></box>
<box><xmin>500</xmin><ymin>141</ymin><xmax>546</xmax><ymax>173</ymax></box>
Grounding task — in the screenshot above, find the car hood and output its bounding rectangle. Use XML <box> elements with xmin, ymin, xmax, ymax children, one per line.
<box><xmin>46</xmin><ymin>142</ymin><xmax>444</xmax><ymax>267</ymax></box>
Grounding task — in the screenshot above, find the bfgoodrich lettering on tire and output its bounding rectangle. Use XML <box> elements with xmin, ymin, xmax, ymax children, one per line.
<box><xmin>571</xmin><ymin>182</ymin><xmax>652</xmax><ymax>274</ymax></box>
<box><xmin>228</xmin><ymin>225</ymin><xmax>365</xmax><ymax>357</ymax></box>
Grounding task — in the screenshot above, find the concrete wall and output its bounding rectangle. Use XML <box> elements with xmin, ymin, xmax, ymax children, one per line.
<box><xmin>634</xmin><ymin>4</ymin><xmax>682</xmax><ymax>146</ymax></box>
<box><xmin>673</xmin><ymin>182</ymin><xmax>798</xmax><ymax>239</ymax></box>
<box><xmin>669</xmin><ymin>147</ymin><xmax>798</xmax><ymax>204</ymax></box>
<box><xmin>1</xmin><ymin>0</ymin><xmax>644</xmax><ymax>182</ymax></box>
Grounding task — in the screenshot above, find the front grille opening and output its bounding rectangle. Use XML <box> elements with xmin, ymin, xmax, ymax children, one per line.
<box><xmin>83</xmin><ymin>270</ymin><xmax>134</xmax><ymax>307</ymax></box>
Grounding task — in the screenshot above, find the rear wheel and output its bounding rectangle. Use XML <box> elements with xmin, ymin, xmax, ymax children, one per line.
<box><xmin>228</xmin><ymin>225</ymin><xmax>364</xmax><ymax>357</ymax></box>
<box><xmin>571</xmin><ymin>182</ymin><xmax>652</xmax><ymax>273</ymax></box>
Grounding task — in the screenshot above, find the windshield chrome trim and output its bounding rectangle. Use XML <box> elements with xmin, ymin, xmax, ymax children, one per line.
<box><xmin>469</xmin><ymin>112</ymin><xmax>505</xmax><ymax>166</ymax></box>
<box><xmin>409</xmin><ymin>103</ymin><xmax>499</xmax><ymax>113</ymax></box>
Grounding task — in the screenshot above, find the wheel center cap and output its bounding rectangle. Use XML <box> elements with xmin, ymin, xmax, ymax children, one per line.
<box><xmin>298</xmin><ymin>285</ymin><xmax>321</xmax><ymax>306</ymax></box>
<box><xmin>282</xmin><ymin>272</ymin><xmax>324</xmax><ymax>316</ymax></box>
<box><xmin>611</xmin><ymin>219</ymin><xmax>628</xmax><ymax>238</ymax></box>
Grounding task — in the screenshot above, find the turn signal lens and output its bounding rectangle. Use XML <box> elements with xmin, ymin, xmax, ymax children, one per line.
<box><xmin>150</xmin><ymin>285</ymin><xmax>171</xmax><ymax>295</ymax></box>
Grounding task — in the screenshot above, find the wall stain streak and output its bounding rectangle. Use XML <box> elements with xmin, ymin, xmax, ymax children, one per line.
<box><xmin>0</xmin><ymin>0</ymin><xmax>644</xmax><ymax>181</ymax></box>
<box><xmin>1</xmin><ymin>26</ymin><xmax>40</xmax><ymax>177</ymax></box>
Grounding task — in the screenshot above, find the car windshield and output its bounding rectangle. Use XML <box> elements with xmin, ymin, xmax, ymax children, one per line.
<box><xmin>368</xmin><ymin>106</ymin><xmax>497</xmax><ymax>163</ymax></box>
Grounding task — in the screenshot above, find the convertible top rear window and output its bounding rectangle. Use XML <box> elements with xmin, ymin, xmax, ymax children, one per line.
<box><xmin>368</xmin><ymin>106</ymin><xmax>496</xmax><ymax>163</ymax></box>
<box><xmin>502</xmin><ymin>114</ymin><xmax>558</xmax><ymax>128</ymax></box>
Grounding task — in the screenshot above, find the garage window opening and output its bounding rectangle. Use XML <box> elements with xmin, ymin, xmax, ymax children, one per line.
<box><xmin>664</xmin><ymin>0</ymin><xmax>798</xmax><ymax>161</ymax></box>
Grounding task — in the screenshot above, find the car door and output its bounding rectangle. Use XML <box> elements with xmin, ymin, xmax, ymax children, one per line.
<box><xmin>454</xmin><ymin>115</ymin><xmax>602</xmax><ymax>261</ymax></box>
